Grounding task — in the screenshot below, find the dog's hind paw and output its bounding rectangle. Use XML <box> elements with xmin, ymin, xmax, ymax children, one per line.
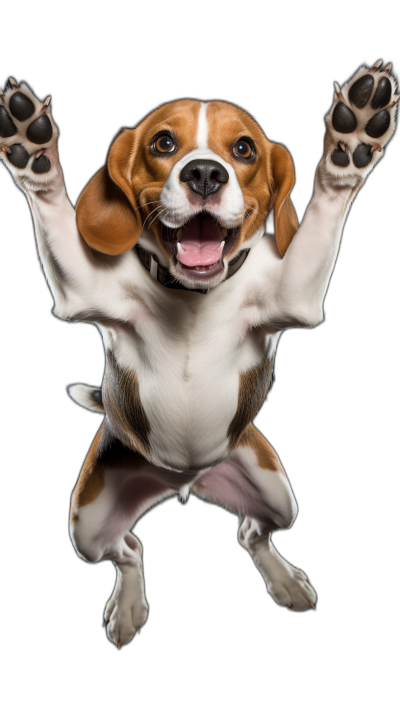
<box><xmin>103</xmin><ymin>566</ymin><xmax>149</xmax><ymax>649</ymax></box>
<box><xmin>253</xmin><ymin>540</ymin><xmax>318</xmax><ymax>612</ymax></box>
<box><xmin>0</xmin><ymin>77</ymin><xmax>61</xmax><ymax>192</ymax></box>
<box><xmin>322</xmin><ymin>60</ymin><xmax>397</xmax><ymax>187</ymax></box>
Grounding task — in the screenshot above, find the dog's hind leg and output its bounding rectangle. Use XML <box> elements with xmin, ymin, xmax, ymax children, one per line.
<box><xmin>70</xmin><ymin>420</ymin><xmax>185</xmax><ymax>648</ymax></box>
<box><xmin>192</xmin><ymin>424</ymin><xmax>317</xmax><ymax>611</ymax></box>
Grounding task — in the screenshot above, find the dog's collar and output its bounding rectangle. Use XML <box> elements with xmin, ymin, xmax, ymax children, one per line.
<box><xmin>135</xmin><ymin>244</ymin><xmax>250</xmax><ymax>294</ymax></box>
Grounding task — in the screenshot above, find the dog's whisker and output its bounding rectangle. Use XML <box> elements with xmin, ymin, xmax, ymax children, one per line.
<box><xmin>137</xmin><ymin>200</ymin><xmax>162</xmax><ymax>210</ymax></box>
<box><xmin>143</xmin><ymin>203</ymin><xmax>165</xmax><ymax>228</ymax></box>
<box><xmin>243</xmin><ymin>203</ymin><xmax>268</xmax><ymax>220</ymax></box>
<box><xmin>164</xmin><ymin>273</ymin><xmax>180</xmax><ymax>287</ymax></box>
<box><xmin>148</xmin><ymin>207</ymin><xmax>169</xmax><ymax>230</ymax></box>
<box><xmin>132</xmin><ymin>201</ymin><xmax>161</xmax><ymax>216</ymax></box>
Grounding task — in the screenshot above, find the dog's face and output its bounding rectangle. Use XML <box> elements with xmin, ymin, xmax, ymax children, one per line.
<box><xmin>76</xmin><ymin>99</ymin><xmax>298</xmax><ymax>290</ymax></box>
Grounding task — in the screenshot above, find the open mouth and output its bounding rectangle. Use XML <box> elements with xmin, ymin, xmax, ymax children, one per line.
<box><xmin>162</xmin><ymin>212</ymin><xmax>240</xmax><ymax>279</ymax></box>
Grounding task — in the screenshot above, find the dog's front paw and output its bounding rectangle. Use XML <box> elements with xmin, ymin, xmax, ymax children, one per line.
<box><xmin>0</xmin><ymin>77</ymin><xmax>61</xmax><ymax>192</ymax></box>
<box><xmin>322</xmin><ymin>60</ymin><xmax>398</xmax><ymax>187</ymax></box>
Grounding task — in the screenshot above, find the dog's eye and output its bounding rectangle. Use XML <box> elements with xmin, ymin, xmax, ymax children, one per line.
<box><xmin>233</xmin><ymin>138</ymin><xmax>254</xmax><ymax>160</ymax></box>
<box><xmin>153</xmin><ymin>134</ymin><xmax>176</xmax><ymax>154</ymax></box>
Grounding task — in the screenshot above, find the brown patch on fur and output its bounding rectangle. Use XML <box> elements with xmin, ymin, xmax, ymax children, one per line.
<box><xmin>239</xmin><ymin>423</ymin><xmax>285</xmax><ymax>474</ymax></box>
<box><xmin>269</xmin><ymin>143</ymin><xmax>299</xmax><ymax>256</ymax></box>
<box><xmin>70</xmin><ymin>425</ymin><xmax>104</xmax><ymax>519</ymax></box>
<box><xmin>76</xmin><ymin>100</ymin><xmax>201</xmax><ymax>256</ymax></box>
<box><xmin>227</xmin><ymin>353</ymin><xmax>275</xmax><ymax>449</ymax></box>
<box><xmin>206</xmin><ymin>101</ymin><xmax>298</xmax><ymax>256</ymax></box>
<box><xmin>70</xmin><ymin>421</ymin><xmax>148</xmax><ymax>521</ymax></box>
<box><xmin>102</xmin><ymin>351</ymin><xmax>151</xmax><ymax>457</ymax></box>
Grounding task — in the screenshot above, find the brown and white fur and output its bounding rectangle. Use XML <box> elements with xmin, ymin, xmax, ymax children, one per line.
<box><xmin>0</xmin><ymin>61</ymin><xmax>397</xmax><ymax>648</ymax></box>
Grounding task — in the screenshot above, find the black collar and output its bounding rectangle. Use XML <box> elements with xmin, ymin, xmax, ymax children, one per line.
<box><xmin>135</xmin><ymin>244</ymin><xmax>250</xmax><ymax>294</ymax></box>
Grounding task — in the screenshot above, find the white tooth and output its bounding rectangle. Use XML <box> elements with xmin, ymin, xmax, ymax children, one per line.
<box><xmin>220</xmin><ymin>241</ymin><xmax>225</xmax><ymax>250</ymax></box>
<box><xmin>177</xmin><ymin>242</ymin><xmax>183</xmax><ymax>254</ymax></box>
<box><xmin>220</xmin><ymin>228</ymin><xmax>228</xmax><ymax>238</ymax></box>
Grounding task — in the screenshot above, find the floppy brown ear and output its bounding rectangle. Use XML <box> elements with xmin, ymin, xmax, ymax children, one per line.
<box><xmin>76</xmin><ymin>129</ymin><xmax>142</xmax><ymax>255</ymax></box>
<box><xmin>270</xmin><ymin>143</ymin><xmax>299</xmax><ymax>257</ymax></box>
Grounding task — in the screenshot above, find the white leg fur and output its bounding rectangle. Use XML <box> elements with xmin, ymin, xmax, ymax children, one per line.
<box><xmin>192</xmin><ymin>433</ymin><xmax>316</xmax><ymax>611</ymax></box>
<box><xmin>72</xmin><ymin>508</ymin><xmax>150</xmax><ymax>648</ymax></box>
<box><xmin>103</xmin><ymin>534</ymin><xmax>149</xmax><ymax>648</ymax></box>
<box><xmin>70</xmin><ymin>426</ymin><xmax>192</xmax><ymax>647</ymax></box>
<box><xmin>239</xmin><ymin>517</ymin><xmax>317</xmax><ymax>611</ymax></box>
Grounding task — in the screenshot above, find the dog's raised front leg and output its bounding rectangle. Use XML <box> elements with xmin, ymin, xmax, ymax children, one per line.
<box><xmin>0</xmin><ymin>77</ymin><xmax>121</xmax><ymax>321</ymax></box>
<box><xmin>70</xmin><ymin>421</ymin><xmax>196</xmax><ymax>648</ymax></box>
<box><xmin>192</xmin><ymin>424</ymin><xmax>317</xmax><ymax>611</ymax></box>
<box><xmin>267</xmin><ymin>61</ymin><xmax>397</xmax><ymax>328</ymax></box>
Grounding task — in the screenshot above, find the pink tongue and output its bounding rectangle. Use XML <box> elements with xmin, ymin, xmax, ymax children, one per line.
<box><xmin>178</xmin><ymin>214</ymin><xmax>224</xmax><ymax>267</ymax></box>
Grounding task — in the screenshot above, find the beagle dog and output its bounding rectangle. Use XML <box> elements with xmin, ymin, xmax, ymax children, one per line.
<box><xmin>0</xmin><ymin>61</ymin><xmax>397</xmax><ymax>648</ymax></box>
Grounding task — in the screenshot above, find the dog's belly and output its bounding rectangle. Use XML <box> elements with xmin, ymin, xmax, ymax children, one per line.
<box><xmin>100</xmin><ymin>306</ymin><xmax>277</xmax><ymax>472</ymax></box>
<box><xmin>140</xmin><ymin>358</ymin><xmax>240</xmax><ymax>472</ymax></box>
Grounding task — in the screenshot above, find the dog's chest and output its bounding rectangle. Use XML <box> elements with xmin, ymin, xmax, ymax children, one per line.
<box><xmin>101</xmin><ymin>288</ymin><xmax>275</xmax><ymax>471</ymax></box>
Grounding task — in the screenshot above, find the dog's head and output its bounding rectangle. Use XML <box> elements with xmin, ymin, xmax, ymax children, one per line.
<box><xmin>76</xmin><ymin>99</ymin><xmax>298</xmax><ymax>290</ymax></box>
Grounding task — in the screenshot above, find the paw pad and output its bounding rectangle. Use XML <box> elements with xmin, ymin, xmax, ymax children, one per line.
<box><xmin>332</xmin><ymin>103</ymin><xmax>357</xmax><ymax>133</ymax></box>
<box><xmin>0</xmin><ymin>78</ymin><xmax>56</xmax><ymax>176</ymax></box>
<box><xmin>365</xmin><ymin>109</ymin><xmax>390</xmax><ymax>138</ymax></box>
<box><xmin>27</xmin><ymin>114</ymin><xmax>53</xmax><ymax>144</ymax></box>
<box><xmin>371</xmin><ymin>77</ymin><xmax>392</xmax><ymax>109</ymax></box>
<box><xmin>32</xmin><ymin>154</ymin><xmax>51</xmax><ymax>174</ymax></box>
<box><xmin>331</xmin><ymin>145</ymin><xmax>349</xmax><ymax>166</ymax></box>
<box><xmin>353</xmin><ymin>144</ymin><xmax>375</xmax><ymax>168</ymax></box>
<box><xmin>326</xmin><ymin>60</ymin><xmax>397</xmax><ymax>181</ymax></box>
<box><xmin>0</xmin><ymin>106</ymin><xmax>17</xmax><ymax>137</ymax></box>
<box><xmin>9</xmin><ymin>91</ymin><xmax>35</xmax><ymax>121</ymax></box>
<box><xmin>8</xmin><ymin>144</ymin><xmax>30</xmax><ymax>168</ymax></box>
<box><xmin>348</xmin><ymin>74</ymin><xmax>374</xmax><ymax>108</ymax></box>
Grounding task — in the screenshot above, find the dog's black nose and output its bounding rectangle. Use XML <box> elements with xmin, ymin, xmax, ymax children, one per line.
<box><xmin>180</xmin><ymin>159</ymin><xmax>229</xmax><ymax>199</ymax></box>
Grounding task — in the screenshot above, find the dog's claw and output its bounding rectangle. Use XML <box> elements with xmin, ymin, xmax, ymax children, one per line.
<box><xmin>103</xmin><ymin>617</ymin><xmax>110</xmax><ymax>627</ymax></box>
<box><xmin>339</xmin><ymin>141</ymin><xmax>346</xmax><ymax>152</ymax></box>
<box><xmin>370</xmin><ymin>144</ymin><xmax>382</xmax><ymax>153</ymax></box>
<box><xmin>370</xmin><ymin>59</ymin><xmax>383</xmax><ymax>73</ymax></box>
<box><xmin>334</xmin><ymin>81</ymin><xmax>344</xmax><ymax>101</ymax></box>
<box><xmin>35</xmin><ymin>149</ymin><xmax>45</xmax><ymax>158</ymax></box>
<box><xmin>6</xmin><ymin>77</ymin><xmax>19</xmax><ymax>90</ymax></box>
<box><xmin>390</xmin><ymin>95</ymin><xmax>399</xmax><ymax>108</ymax></box>
<box><xmin>384</xmin><ymin>62</ymin><xmax>393</xmax><ymax>74</ymax></box>
<box><xmin>117</xmin><ymin>641</ymin><xmax>121</xmax><ymax>650</ymax></box>
<box><xmin>41</xmin><ymin>96</ymin><xmax>51</xmax><ymax>113</ymax></box>
<box><xmin>1</xmin><ymin>146</ymin><xmax>11</xmax><ymax>154</ymax></box>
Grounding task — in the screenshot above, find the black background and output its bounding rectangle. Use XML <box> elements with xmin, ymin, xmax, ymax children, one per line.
<box><xmin>0</xmin><ymin>26</ymin><xmax>399</xmax><ymax>710</ymax></box>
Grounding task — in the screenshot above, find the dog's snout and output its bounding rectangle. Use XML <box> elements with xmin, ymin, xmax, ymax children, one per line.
<box><xmin>179</xmin><ymin>159</ymin><xmax>229</xmax><ymax>199</ymax></box>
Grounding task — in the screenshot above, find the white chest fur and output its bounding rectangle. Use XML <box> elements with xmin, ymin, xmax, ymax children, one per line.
<box><xmin>98</xmin><ymin>245</ymin><xmax>279</xmax><ymax>472</ymax></box>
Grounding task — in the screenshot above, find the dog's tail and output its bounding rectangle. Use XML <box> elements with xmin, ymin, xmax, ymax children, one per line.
<box><xmin>67</xmin><ymin>383</ymin><xmax>105</xmax><ymax>413</ymax></box>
